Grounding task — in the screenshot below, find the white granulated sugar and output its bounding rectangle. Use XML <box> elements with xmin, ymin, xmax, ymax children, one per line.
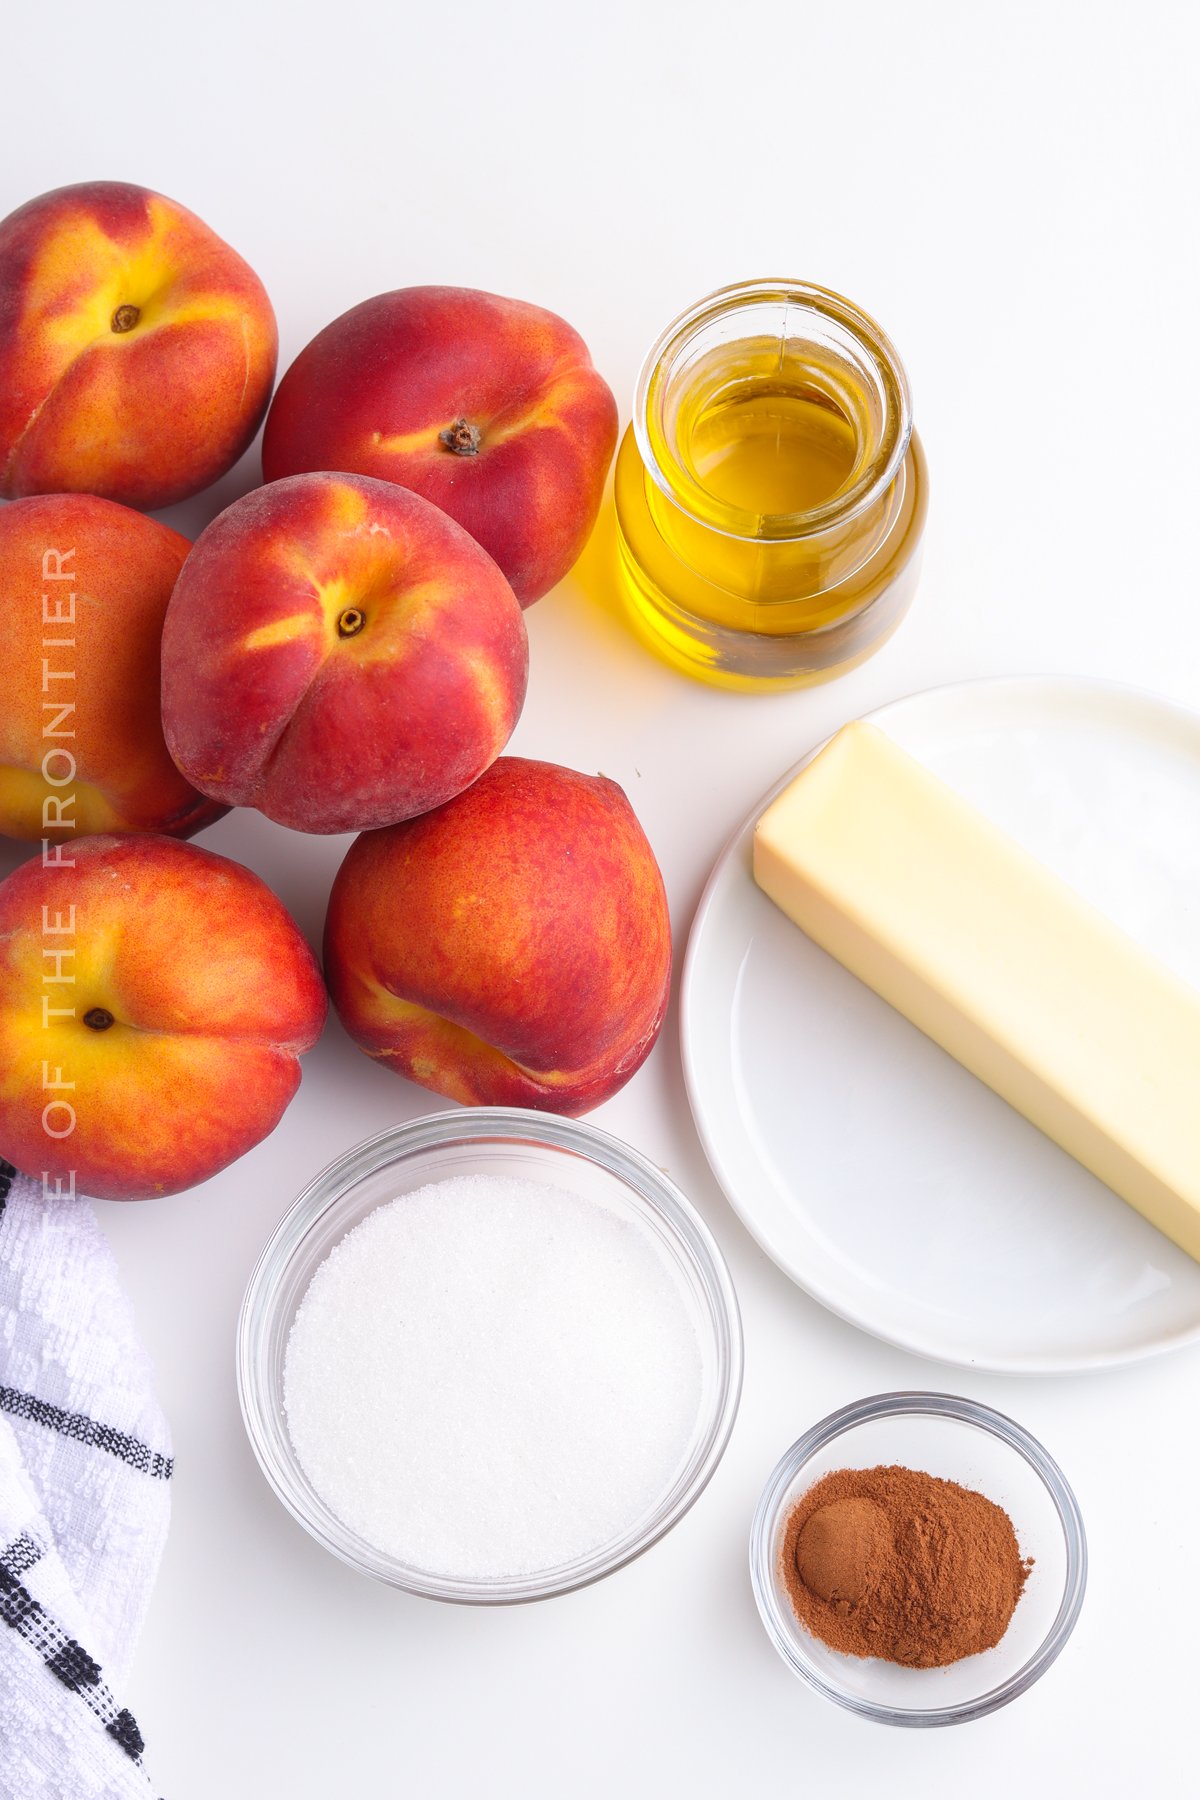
<box><xmin>283</xmin><ymin>1173</ymin><xmax>705</xmax><ymax>1580</ymax></box>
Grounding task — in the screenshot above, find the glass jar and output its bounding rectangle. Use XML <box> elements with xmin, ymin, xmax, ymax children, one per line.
<box><xmin>614</xmin><ymin>279</ymin><xmax>928</xmax><ymax>690</ymax></box>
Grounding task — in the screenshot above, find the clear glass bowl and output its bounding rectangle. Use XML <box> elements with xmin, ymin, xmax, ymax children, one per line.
<box><xmin>750</xmin><ymin>1392</ymin><xmax>1086</xmax><ymax>1725</ymax></box>
<box><xmin>237</xmin><ymin>1107</ymin><xmax>743</xmax><ymax>1604</ymax></box>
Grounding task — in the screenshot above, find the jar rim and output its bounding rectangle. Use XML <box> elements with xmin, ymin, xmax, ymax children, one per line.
<box><xmin>633</xmin><ymin>278</ymin><xmax>914</xmax><ymax>543</ymax></box>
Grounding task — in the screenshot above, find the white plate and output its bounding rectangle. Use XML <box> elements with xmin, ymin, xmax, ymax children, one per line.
<box><xmin>682</xmin><ymin>676</ymin><xmax>1200</xmax><ymax>1374</ymax></box>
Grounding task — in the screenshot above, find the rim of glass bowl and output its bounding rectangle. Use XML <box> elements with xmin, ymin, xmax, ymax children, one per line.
<box><xmin>237</xmin><ymin>1106</ymin><xmax>744</xmax><ymax>1605</ymax></box>
<box><xmin>749</xmin><ymin>1391</ymin><xmax>1087</xmax><ymax>1726</ymax></box>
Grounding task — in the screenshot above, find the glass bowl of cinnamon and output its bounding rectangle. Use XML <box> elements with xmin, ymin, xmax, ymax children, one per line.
<box><xmin>749</xmin><ymin>1391</ymin><xmax>1086</xmax><ymax>1725</ymax></box>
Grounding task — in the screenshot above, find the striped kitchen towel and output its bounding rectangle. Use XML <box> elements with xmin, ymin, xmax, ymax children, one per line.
<box><xmin>0</xmin><ymin>1159</ymin><xmax>171</xmax><ymax>1799</ymax></box>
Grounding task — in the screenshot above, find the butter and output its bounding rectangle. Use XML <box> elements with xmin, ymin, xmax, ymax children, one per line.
<box><xmin>753</xmin><ymin>721</ymin><xmax>1200</xmax><ymax>1262</ymax></box>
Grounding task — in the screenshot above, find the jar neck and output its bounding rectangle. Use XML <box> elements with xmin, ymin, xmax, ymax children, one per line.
<box><xmin>634</xmin><ymin>280</ymin><xmax>913</xmax><ymax>551</ymax></box>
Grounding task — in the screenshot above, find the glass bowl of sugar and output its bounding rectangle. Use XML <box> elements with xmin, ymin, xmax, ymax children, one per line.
<box><xmin>238</xmin><ymin>1107</ymin><xmax>743</xmax><ymax>1603</ymax></box>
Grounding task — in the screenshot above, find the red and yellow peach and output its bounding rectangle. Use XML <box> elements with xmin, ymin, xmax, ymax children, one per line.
<box><xmin>0</xmin><ymin>835</ymin><xmax>327</xmax><ymax>1200</ymax></box>
<box><xmin>0</xmin><ymin>493</ymin><xmax>222</xmax><ymax>842</ymax></box>
<box><xmin>161</xmin><ymin>472</ymin><xmax>528</xmax><ymax>835</ymax></box>
<box><xmin>262</xmin><ymin>286</ymin><xmax>617</xmax><ymax>604</ymax></box>
<box><xmin>323</xmin><ymin>756</ymin><xmax>672</xmax><ymax>1113</ymax></box>
<box><xmin>0</xmin><ymin>181</ymin><xmax>277</xmax><ymax>509</ymax></box>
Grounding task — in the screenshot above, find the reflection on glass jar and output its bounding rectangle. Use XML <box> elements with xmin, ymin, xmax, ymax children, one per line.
<box><xmin>615</xmin><ymin>280</ymin><xmax>927</xmax><ymax>691</ymax></box>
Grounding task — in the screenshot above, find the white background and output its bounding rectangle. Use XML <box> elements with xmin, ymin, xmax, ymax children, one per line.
<box><xmin>5</xmin><ymin>2</ymin><xmax>1199</xmax><ymax>1794</ymax></box>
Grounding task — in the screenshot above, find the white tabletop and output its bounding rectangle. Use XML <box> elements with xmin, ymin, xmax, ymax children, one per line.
<box><xmin>7</xmin><ymin>3</ymin><xmax>1199</xmax><ymax>1795</ymax></box>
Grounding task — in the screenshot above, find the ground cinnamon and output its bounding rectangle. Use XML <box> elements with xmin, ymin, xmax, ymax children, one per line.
<box><xmin>780</xmin><ymin>1464</ymin><xmax>1032</xmax><ymax>1668</ymax></box>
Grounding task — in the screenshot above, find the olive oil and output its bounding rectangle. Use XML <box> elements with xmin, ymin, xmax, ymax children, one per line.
<box><xmin>679</xmin><ymin>352</ymin><xmax>860</xmax><ymax>518</ymax></box>
<box><xmin>615</xmin><ymin>283</ymin><xmax>927</xmax><ymax>690</ymax></box>
<box><xmin>689</xmin><ymin>388</ymin><xmax>858</xmax><ymax>516</ymax></box>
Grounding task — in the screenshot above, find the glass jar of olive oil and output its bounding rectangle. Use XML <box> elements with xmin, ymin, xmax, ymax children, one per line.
<box><xmin>614</xmin><ymin>280</ymin><xmax>927</xmax><ymax>690</ymax></box>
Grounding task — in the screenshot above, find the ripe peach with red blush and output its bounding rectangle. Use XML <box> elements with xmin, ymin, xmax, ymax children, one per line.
<box><xmin>262</xmin><ymin>286</ymin><xmax>617</xmax><ymax>604</ymax></box>
<box><xmin>0</xmin><ymin>181</ymin><xmax>277</xmax><ymax>509</ymax></box>
<box><xmin>323</xmin><ymin>756</ymin><xmax>672</xmax><ymax>1113</ymax></box>
<box><xmin>0</xmin><ymin>835</ymin><xmax>327</xmax><ymax>1200</ymax></box>
<box><xmin>161</xmin><ymin>472</ymin><xmax>528</xmax><ymax>836</ymax></box>
<box><xmin>0</xmin><ymin>493</ymin><xmax>222</xmax><ymax>843</ymax></box>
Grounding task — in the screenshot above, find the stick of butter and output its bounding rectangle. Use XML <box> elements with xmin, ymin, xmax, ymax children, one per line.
<box><xmin>753</xmin><ymin>720</ymin><xmax>1200</xmax><ymax>1261</ymax></box>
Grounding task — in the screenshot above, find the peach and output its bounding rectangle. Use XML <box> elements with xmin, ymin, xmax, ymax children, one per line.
<box><xmin>0</xmin><ymin>493</ymin><xmax>223</xmax><ymax>842</ymax></box>
<box><xmin>261</xmin><ymin>286</ymin><xmax>617</xmax><ymax>605</ymax></box>
<box><xmin>323</xmin><ymin>757</ymin><xmax>672</xmax><ymax>1113</ymax></box>
<box><xmin>161</xmin><ymin>473</ymin><xmax>528</xmax><ymax>835</ymax></box>
<box><xmin>0</xmin><ymin>181</ymin><xmax>277</xmax><ymax>509</ymax></box>
<box><xmin>0</xmin><ymin>835</ymin><xmax>327</xmax><ymax>1200</ymax></box>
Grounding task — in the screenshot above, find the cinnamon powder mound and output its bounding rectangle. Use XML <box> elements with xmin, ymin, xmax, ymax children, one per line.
<box><xmin>780</xmin><ymin>1464</ymin><xmax>1032</xmax><ymax>1668</ymax></box>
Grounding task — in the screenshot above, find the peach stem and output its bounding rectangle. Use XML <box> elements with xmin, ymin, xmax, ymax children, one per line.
<box><xmin>438</xmin><ymin>419</ymin><xmax>482</xmax><ymax>456</ymax></box>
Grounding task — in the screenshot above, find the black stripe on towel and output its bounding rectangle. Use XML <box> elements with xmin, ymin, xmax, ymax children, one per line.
<box><xmin>0</xmin><ymin>1158</ymin><xmax>15</xmax><ymax>1219</ymax></box>
<box><xmin>0</xmin><ymin>1386</ymin><xmax>173</xmax><ymax>1480</ymax></box>
<box><xmin>0</xmin><ymin>1532</ymin><xmax>44</xmax><ymax>1581</ymax></box>
<box><xmin>0</xmin><ymin>1554</ymin><xmax>145</xmax><ymax>1762</ymax></box>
